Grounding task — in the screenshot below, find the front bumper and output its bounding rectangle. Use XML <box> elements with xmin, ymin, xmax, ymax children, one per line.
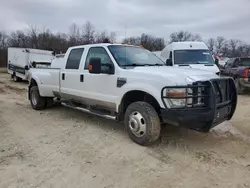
<box><xmin>160</xmin><ymin>77</ymin><xmax>237</xmax><ymax>132</ymax></box>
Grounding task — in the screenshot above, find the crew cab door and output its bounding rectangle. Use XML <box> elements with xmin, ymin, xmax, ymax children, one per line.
<box><xmin>60</xmin><ymin>48</ymin><xmax>85</xmax><ymax>100</ymax></box>
<box><xmin>81</xmin><ymin>47</ymin><xmax>118</xmax><ymax>112</ymax></box>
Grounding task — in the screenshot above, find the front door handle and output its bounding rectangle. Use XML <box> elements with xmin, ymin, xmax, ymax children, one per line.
<box><xmin>62</xmin><ymin>73</ymin><xmax>65</xmax><ymax>80</ymax></box>
<box><xmin>80</xmin><ymin>74</ymin><xmax>84</xmax><ymax>82</ymax></box>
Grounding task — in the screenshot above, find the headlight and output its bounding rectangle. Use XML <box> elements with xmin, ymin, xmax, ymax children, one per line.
<box><xmin>163</xmin><ymin>86</ymin><xmax>205</xmax><ymax>108</ymax></box>
<box><xmin>166</xmin><ymin>88</ymin><xmax>186</xmax><ymax>108</ymax></box>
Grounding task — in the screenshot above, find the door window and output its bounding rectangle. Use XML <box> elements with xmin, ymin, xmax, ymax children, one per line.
<box><xmin>85</xmin><ymin>47</ymin><xmax>113</xmax><ymax>70</ymax></box>
<box><xmin>65</xmin><ymin>48</ymin><xmax>84</xmax><ymax>69</ymax></box>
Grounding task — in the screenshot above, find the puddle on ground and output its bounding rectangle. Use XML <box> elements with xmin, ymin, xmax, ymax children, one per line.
<box><xmin>211</xmin><ymin>121</ymin><xmax>250</xmax><ymax>143</ymax></box>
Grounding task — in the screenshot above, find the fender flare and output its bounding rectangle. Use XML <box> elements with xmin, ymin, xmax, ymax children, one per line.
<box><xmin>117</xmin><ymin>83</ymin><xmax>165</xmax><ymax>111</ymax></box>
<box><xmin>28</xmin><ymin>76</ymin><xmax>42</xmax><ymax>98</ymax></box>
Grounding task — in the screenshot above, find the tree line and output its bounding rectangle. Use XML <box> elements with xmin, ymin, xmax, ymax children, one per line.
<box><xmin>0</xmin><ymin>21</ymin><xmax>115</xmax><ymax>54</ymax></box>
<box><xmin>124</xmin><ymin>31</ymin><xmax>250</xmax><ymax>57</ymax></box>
<box><xmin>0</xmin><ymin>21</ymin><xmax>250</xmax><ymax>67</ymax></box>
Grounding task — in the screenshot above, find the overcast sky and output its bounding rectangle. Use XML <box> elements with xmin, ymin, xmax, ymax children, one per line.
<box><xmin>1</xmin><ymin>0</ymin><xmax>250</xmax><ymax>42</ymax></box>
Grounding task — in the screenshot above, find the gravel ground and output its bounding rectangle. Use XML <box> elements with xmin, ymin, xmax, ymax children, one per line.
<box><xmin>1</xmin><ymin>73</ymin><xmax>250</xmax><ymax>188</ymax></box>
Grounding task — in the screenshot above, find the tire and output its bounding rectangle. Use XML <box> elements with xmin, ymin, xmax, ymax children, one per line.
<box><xmin>46</xmin><ymin>97</ymin><xmax>54</xmax><ymax>108</ymax></box>
<box><xmin>13</xmin><ymin>74</ymin><xmax>22</xmax><ymax>82</ymax></box>
<box><xmin>235</xmin><ymin>78</ymin><xmax>244</xmax><ymax>94</ymax></box>
<box><xmin>124</xmin><ymin>101</ymin><xmax>161</xmax><ymax>146</ymax></box>
<box><xmin>29</xmin><ymin>86</ymin><xmax>46</xmax><ymax>110</ymax></box>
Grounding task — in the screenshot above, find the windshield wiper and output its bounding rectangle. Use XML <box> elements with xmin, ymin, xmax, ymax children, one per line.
<box><xmin>123</xmin><ymin>63</ymin><xmax>164</xmax><ymax>67</ymax></box>
<box><xmin>145</xmin><ymin>63</ymin><xmax>164</xmax><ymax>66</ymax></box>
<box><xmin>123</xmin><ymin>63</ymin><xmax>147</xmax><ymax>67</ymax></box>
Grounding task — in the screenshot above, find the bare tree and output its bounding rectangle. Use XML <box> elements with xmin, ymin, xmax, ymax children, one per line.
<box><xmin>207</xmin><ymin>38</ymin><xmax>215</xmax><ymax>53</ymax></box>
<box><xmin>95</xmin><ymin>31</ymin><xmax>108</xmax><ymax>43</ymax></box>
<box><xmin>215</xmin><ymin>36</ymin><xmax>226</xmax><ymax>54</ymax></box>
<box><xmin>50</xmin><ymin>32</ymin><xmax>69</xmax><ymax>53</ymax></box>
<box><xmin>123</xmin><ymin>33</ymin><xmax>165</xmax><ymax>51</ymax></box>
<box><xmin>68</xmin><ymin>23</ymin><xmax>81</xmax><ymax>46</ymax></box>
<box><xmin>141</xmin><ymin>33</ymin><xmax>165</xmax><ymax>51</ymax></box>
<box><xmin>0</xmin><ymin>31</ymin><xmax>8</xmax><ymax>49</ymax></box>
<box><xmin>1</xmin><ymin>23</ymin><xmax>250</xmax><ymax>66</ymax></box>
<box><xmin>82</xmin><ymin>21</ymin><xmax>95</xmax><ymax>44</ymax></box>
<box><xmin>28</xmin><ymin>24</ymin><xmax>40</xmax><ymax>48</ymax></box>
<box><xmin>109</xmin><ymin>32</ymin><xmax>116</xmax><ymax>43</ymax></box>
<box><xmin>8</xmin><ymin>30</ymin><xmax>30</xmax><ymax>48</ymax></box>
<box><xmin>228</xmin><ymin>39</ymin><xmax>241</xmax><ymax>57</ymax></box>
<box><xmin>169</xmin><ymin>31</ymin><xmax>202</xmax><ymax>43</ymax></box>
<box><xmin>123</xmin><ymin>36</ymin><xmax>141</xmax><ymax>45</ymax></box>
<box><xmin>240</xmin><ymin>44</ymin><xmax>250</xmax><ymax>57</ymax></box>
<box><xmin>236</xmin><ymin>44</ymin><xmax>249</xmax><ymax>57</ymax></box>
<box><xmin>37</xmin><ymin>28</ymin><xmax>53</xmax><ymax>50</ymax></box>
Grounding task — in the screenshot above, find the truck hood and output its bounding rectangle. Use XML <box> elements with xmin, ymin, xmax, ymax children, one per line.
<box><xmin>127</xmin><ymin>66</ymin><xmax>219</xmax><ymax>85</ymax></box>
<box><xmin>173</xmin><ymin>64</ymin><xmax>220</xmax><ymax>73</ymax></box>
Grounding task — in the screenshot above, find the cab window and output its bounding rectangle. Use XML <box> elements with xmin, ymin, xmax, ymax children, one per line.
<box><xmin>85</xmin><ymin>47</ymin><xmax>113</xmax><ymax>70</ymax></box>
<box><xmin>65</xmin><ymin>48</ymin><xmax>84</xmax><ymax>69</ymax></box>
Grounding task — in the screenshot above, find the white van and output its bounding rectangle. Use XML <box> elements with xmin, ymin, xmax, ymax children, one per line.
<box><xmin>154</xmin><ymin>42</ymin><xmax>220</xmax><ymax>75</ymax></box>
<box><xmin>8</xmin><ymin>47</ymin><xmax>54</xmax><ymax>82</ymax></box>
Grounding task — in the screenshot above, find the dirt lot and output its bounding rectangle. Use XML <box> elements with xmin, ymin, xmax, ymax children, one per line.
<box><xmin>1</xmin><ymin>73</ymin><xmax>250</xmax><ymax>188</ymax></box>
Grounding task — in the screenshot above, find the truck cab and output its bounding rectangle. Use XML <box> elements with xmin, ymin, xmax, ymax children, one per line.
<box><xmin>28</xmin><ymin>43</ymin><xmax>237</xmax><ymax>146</ymax></box>
<box><xmin>158</xmin><ymin>42</ymin><xmax>220</xmax><ymax>75</ymax></box>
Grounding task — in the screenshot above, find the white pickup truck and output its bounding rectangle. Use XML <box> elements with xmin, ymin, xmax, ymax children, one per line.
<box><xmin>28</xmin><ymin>43</ymin><xmax>237</xmax><ymax>145</ymax></box>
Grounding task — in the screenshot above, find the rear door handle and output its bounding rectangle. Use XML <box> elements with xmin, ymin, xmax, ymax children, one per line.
<box><xmin>62</xmin><ymin>73</ymin><xmax>65</xmax><ymax>80</ymax></box>
<box><xmin>80</xmin><ymin>74</ymin><xmax>84</xmax><ymax>82</ymax></box>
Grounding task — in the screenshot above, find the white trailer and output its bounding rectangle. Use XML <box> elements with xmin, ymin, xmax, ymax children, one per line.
<box><xmin>7</xmin><ymin>47</ymin><xmax>54</xmax><ymax>82</ymax></box>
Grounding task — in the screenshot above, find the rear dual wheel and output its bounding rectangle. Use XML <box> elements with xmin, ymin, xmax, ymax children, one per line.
<box><xmin>12</xmin><ymin>74</ymin><xmax>22</xmax><ymax>82</ymax></box>
<box><xmin>30</xmin><ymin>86</ymin><xmax>53</xmax><ymax>110</ymax></box>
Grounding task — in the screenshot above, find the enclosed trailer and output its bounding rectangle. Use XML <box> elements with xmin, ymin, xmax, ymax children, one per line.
<box><xmin>8</xmin><ymin>47</ymin><xmax>54</xmax><ymax>82</ymax></box>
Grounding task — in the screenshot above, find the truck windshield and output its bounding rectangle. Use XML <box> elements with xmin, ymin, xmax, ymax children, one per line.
<box><xmin>174</xmin><ymin>50</ymin><xmax>214</xmax><ymax>65</ymax></box>
<box><xmin>108</xmin><ymin>45</ymin><xmax>165</xmax><ymax>67</ymax></box>
<box><xmin>240</xmin><ymin>58</ymin><xmax>250</xmax><ymax>66</ymax></box>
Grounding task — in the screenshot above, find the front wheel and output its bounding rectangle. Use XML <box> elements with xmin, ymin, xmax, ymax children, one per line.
<box><xmin>124</xmin><ymin>102</ymin><xmax>161</xmax><ymax>146</ymax></box>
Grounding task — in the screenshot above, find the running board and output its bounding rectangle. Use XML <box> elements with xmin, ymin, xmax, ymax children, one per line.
<box><xmin>61</xmin><ymin>102</ymin><xmax>116</xmax><ymax>120</ymax></box>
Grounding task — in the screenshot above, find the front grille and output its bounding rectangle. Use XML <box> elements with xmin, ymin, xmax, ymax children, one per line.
<box><xmin>188</xmin><ymin>82</ymin><xmax>207</xmax><ymax>107</ymax></box>
<box><xmin>211</xmin><ymin>79</ymin><xmax>230</xmax><ymax>105</ymax></box>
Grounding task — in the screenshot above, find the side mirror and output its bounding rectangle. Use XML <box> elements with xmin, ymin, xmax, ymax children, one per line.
<box><xmin>101</xmin><ymin>63</ymin><xmax>115</xmax><ymax>74</ymax></box>
<box><xmin>166</xmin><ymin>59</ymin><xmax>173</xmax><ymax>66</ymax></box>
<box><xmin>89</xmin><ymin>58</ymin><xmax>101</xmax><ymax>74</ymax></box>
<box><xmin>24</xmin><ymin>65</ymin><xmax>29</xmax><ymax>70</ymax></box>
